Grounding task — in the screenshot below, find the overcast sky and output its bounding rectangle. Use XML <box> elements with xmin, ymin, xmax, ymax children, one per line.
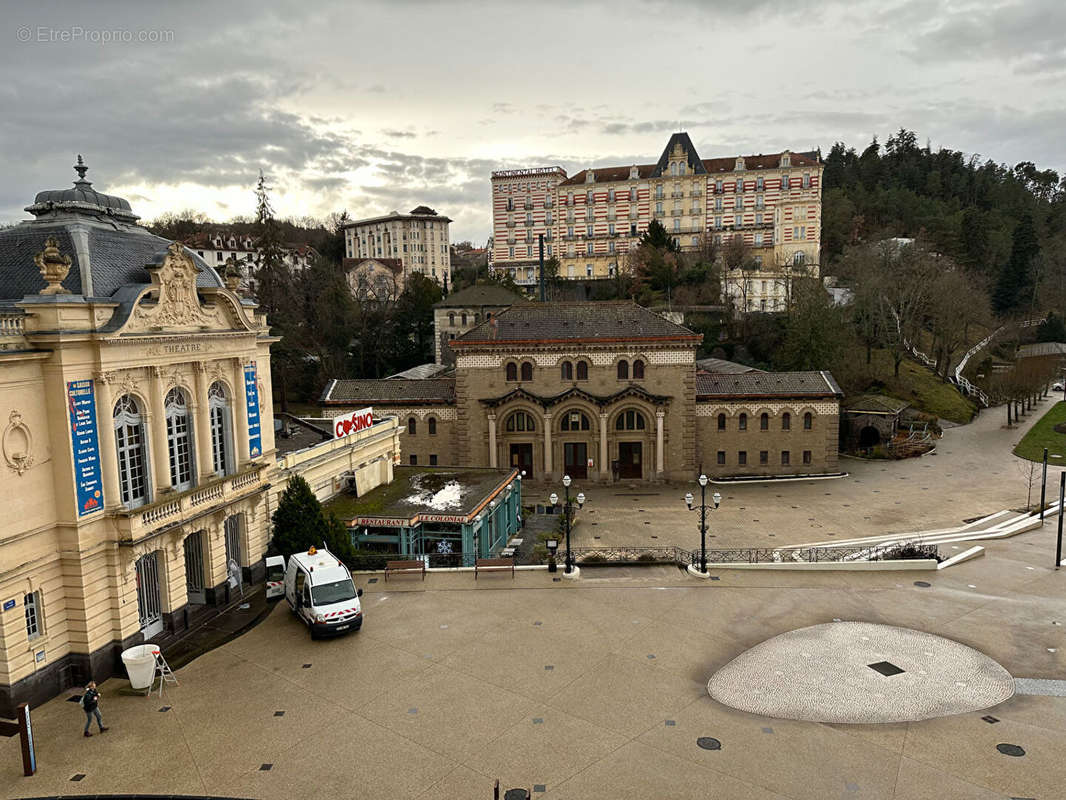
<box><xmin>2</xmin><ymin>0</ymin><xmax>1064</xmax><ymax>244</ymax></box>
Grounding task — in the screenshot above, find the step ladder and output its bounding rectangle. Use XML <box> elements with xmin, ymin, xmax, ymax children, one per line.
<box><xmin>146</xmin><ymin>648</ymin><xmax>178</xmax><ymax>698</ymax></box>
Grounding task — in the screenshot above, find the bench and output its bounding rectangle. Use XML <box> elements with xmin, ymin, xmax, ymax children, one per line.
<box><xmin>475</xmin><ymin>557</ymin><xmax>515</xmax><ymax>579</ymax></box>
<box><xmin>385</xmin><ymin>560</ymin><xmax>425</xmax><ymax>581</ymax></box>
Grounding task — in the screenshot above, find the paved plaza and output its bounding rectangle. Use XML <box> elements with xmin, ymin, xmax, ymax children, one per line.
<box><xmin>2</xmin><ymin>519</ymin><xmax>1063</xmax><ymax>800</ymax></box>
<box><xmin>542</xmin><ymin>395</ymin><xmax>1066</xmax><ymax>550</ymax></box>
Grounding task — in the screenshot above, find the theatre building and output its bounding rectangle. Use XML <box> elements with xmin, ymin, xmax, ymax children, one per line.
<box><xmin>321</xmin><ymin>301</ymin><xmax>843</xmax><ymax>483</ymax></box>
<box><xmin>0</xmin><ymin>161</ymin><xmax>401</xmax><ymax>716</ymax></box>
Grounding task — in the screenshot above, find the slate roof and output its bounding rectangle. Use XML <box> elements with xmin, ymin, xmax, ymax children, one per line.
<box><xmin>321</xmin><ymin>378</ymin><xmax>456</xmax><ymax>405</ymax></box>
<box><xmin>696</xmin><ymin>371</ymin><xmax>842</xmax><ymax>399</ymax></box>
<box><xmin>696</xmin><ymin>357</ymin><xmax>764</xmax><ymax>375</ymax></box>
<box><xmin>452</xmin><ymin>301</ymin><xmax>700</xmax><ymax>346</ymax></box>
<box><xmin>387</xmin><ymin>363</ymin><xmax>453</xmax><ymax>380</ymax></box>
<box><xmin>703</xmin><ymin>151</ymin><xmax>820</xmax><ymax>173</ymax></box>
<box><xmin>0</xmin><ymin>220</ymin><xmax>221</xmax><ymax>301</ymax></box>
<box><xmin>434</xmin><ymin>283</ymin><xmax>523</xmax><ymax>309</ymax></box>
<box><xmin>0</xmin><ymin>158</ymin><xmax>221</xmax><ymax>301</ymax></box>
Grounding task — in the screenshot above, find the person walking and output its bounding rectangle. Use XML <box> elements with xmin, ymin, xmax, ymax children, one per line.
<box><xmin>80</xmin><ymin>681</ymin><xmax>108</xmax><ymax>737</ymax></box>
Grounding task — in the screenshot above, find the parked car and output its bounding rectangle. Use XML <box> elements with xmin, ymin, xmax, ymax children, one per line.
<box><xmin>1053</xmin><ymin>382</ymin><xmax>1063</xmax><ymax>392</ymax></box>
<box><xmin>283</xmin><ymin>546</ymin><xmax>363</xmax><ymax>638</ymax></box>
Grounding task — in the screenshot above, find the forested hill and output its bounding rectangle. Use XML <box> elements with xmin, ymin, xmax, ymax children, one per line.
<box><xmin>820</xmin><ymin>129</ymin><xmax>1066</xmax><ymax>282</ymax></box>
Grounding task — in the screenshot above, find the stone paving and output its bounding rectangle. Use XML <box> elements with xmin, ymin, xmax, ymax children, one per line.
<box><xmin>524</xmin><ymin>394</ymin><xmax>1066</xmax><ymax>551</ymax></box>
<box><xmin>2</xmin><ymin>520</ymin><xmax>1063</xmax><ymax>800</ymax></box>
<box><xmin>707</xmin><ymin>621</ymin><xmax>1016</xmax><ymax>723</ymax></box>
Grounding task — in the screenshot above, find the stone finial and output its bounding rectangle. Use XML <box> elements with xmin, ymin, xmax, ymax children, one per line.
<box><xmin>74</xmin><ymin>154</ymin><xmax>91</xmax><ymax>184</ymax></box>
<box><xmin>34</xmin><ymin>236</ymin><xmax>73</xmax><ymax>294</ymax></box>
<box><xmin>223</xmin><ymin>255</ymin><xmax>243</xmax><ymax>291</ymax></box>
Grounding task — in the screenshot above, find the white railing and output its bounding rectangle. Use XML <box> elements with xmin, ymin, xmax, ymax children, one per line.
<box><xmin>0</xmin><ymin>312</ymin><xmax>26</xmax><ymax>337</ymax></box>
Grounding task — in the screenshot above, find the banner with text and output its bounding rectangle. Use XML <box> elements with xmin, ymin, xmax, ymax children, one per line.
<box><xmin>244</xmin><ymin>362</ymin><xmax>261</xmax><ymax>458</ymax></box>
<box><xmin>333</xmin><ymin>406</ymin><xmax>374</xmax><ymax>439</ymax></box>
<box><xmin>67</xmin><ymin>379</ymin><xmax>103</xmax><ymax>516</ymax></box>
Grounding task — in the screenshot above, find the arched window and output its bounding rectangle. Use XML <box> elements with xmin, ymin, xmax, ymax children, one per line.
<box><xmin>760</xmin><ymin>413</ymin><xmax>769</xmax><ymax>431</ymax></box>
<box><xmin>739</xmin><ymin>413</ymin><xmax>747</xmax><ymax>431</ymax></box>
<box><xmin>428</xmin><ymin>417</ymin><xmax>437</xmax><ymax>435</ymax></box>
<box><xmin>717</xmin><ymin>413</ymin><xmax>726</xmax><ymax>431</ymax></box>
<box><xmin>782</xmin><ymin>412</ymin><xmax>791</xmax><ymax>431</ymax></box>
<box><xmin>561</xmin><ymin>411</ymin><xmax>590</xmax><ymax>431</ymax></box>
<box><xmin>165</xmin><ymin>388</ymin><xmax>194</xmax><ymax>490</ymax></box>
<box><xmin>208</xmin><ymin>381</ymin><xmax>232</xmax><ymax>476</ymax></box>
<box><xmin>617</xmin><ymin>360</ymin><xmax>629</xmax><ymax>380</ymax></box>
<box><xmin>461</xmin><ymin>312</ymin><xmax>468</xmax><ymax>325</ymax></box>
<box><xmin>505</xmin><ymin>362</ymin><xmax>517</xmax><ymax>381</ymax></box>
<box><xmin>407</xmin><ymin>417</ymin><xmax>417</xmax><ymax>435</ymax></box>
<box><xmin>448</xmin><ymin>312</ymin><xmax>455</xmax><ymax>326</ymax></box>
<box><xmin>505</xmin><ymin>411</ymin><xmax>536</xmax><ymax>432</ymax></box>
<box><xmin>803</xmin><ymin>412</ymin><xmax>813</xmax><ymax>430</ymax></box>
<box><xmin>576</xmin><ymin>361</ymin><xmax>588</xmax><ymax>381</ymax></box>
<box><xmin>615</xmin><ymin>409</ymin><xmax>647</xmax><ymax>430</ymax></box>
<box><xmin>561</xmin><ymin>360</ymin><xmax>573</xmax><ymax>380</ymax></box>
<box><xmin>520</xmin><ymin>361</ymin><xmax>533</xmax><ymax>381</ymax></box>
<box><xmin>114</xmin><ymin>395</ymin><xmax>148</xmax><ymax>509</ymax></box>
<box><xmin>633</xmin><ymin>359</ymin><xmax>645</xmax><ymax>379</ymax></box>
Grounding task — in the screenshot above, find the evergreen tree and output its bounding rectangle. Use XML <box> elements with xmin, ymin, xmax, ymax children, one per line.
<box><xmin>252</xmin><ymin>171</ymin><xmax>293</xmax><ymax>318</ymax></box>
<box><xmin>272</xmin><ymin>475</ymin><xmax>330</xmax><ymax>556</ymax></box>
<box><xmin>639</xmin><ymin>219</ymin><xmax>680</xmax><ymax>252</ymax></box>
<box><xmin>993</xmin><ymin>213</ymin><xmax>1039</xmax><ymax>315</ymax></box>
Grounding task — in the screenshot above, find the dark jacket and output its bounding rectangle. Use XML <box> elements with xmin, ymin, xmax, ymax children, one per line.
<box><xmin>82</xmin><ymin>688</ymin><xmax>99</xmax><ymax>712</ymax></box>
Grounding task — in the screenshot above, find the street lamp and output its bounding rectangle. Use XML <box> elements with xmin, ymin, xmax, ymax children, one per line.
<box><xmin>549</xmin><ymin>474</ymin><xmax>585</xmax><ymax>573</ymax></box>
<box><xmin>684</xmin><ymin>474</ymin><xmax>721</xmax><ymax>575</ymax></box>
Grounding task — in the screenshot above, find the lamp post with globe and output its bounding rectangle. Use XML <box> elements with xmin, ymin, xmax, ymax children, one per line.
<box><xmin>549</xmin><ymin>474</ymin><xmax>585</xmax><ymax>574</ymax></box>
<box><xmin>684</xmin><ymin>474</ymin><xmax>721</xmax><ymax>576</ymax></box>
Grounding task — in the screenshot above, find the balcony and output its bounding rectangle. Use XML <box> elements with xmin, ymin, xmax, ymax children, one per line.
<box><xmin>524</xmin><ymin>220</ymin><xmax>535</xmax><ymax>226</ymax></box>
<box><xmin>689</xmin><ymin>208</ymin><xmax>702</xmax><ymax>216</ymax></box>
<box><xmin>507</xmin><ymin>238</ymin><xmax>516</xmax><ymax>245</ymax></box>
<box><xmin>506</xmin><ymin>220</ymin><xmax>516</xmax><ymax>228</ymax></box>
<box><xmin>115</xmin><ymin>464</ymin><xmax>268</xmax><ymax>545</ymax></box>
<box><xmin>629</xmin><ymin>210</ymin><xmax>640</xmax><ymax>219</ymax></box>
<box><xmin>691</xmin><ymin>189</ymin><xmax>703</xmax><ymax>197</ymax></box>
<box><xmin>544</xmin><ymin>200</ymin><xmax>554</xmax><ymax>208</ymax></box>
<box><xmin>671</xmin><ymin>191</ymin><xmax>684</xmax><ymax>198</ymax></box>
<box><xmin>524</xmin><ymin>202</ymin><xmax>534</xmax><ymax>210</ymax></box>
<box><xmin>670</xmin><ymin>209</ymin><xmax>683</xmax><ymax>216</ymax></box>
<box><xmin>0</xmin><ymin>310</ymin><xmax>28</xmax><ymax>352</ymax></box>
<box><xmin>566</xmin><ymin>214</ymin><xmax>575</xmax><ymax>223</ymax></box>
<box><xmin>606</xmin><ymin>214</ymin><xmax>616</xmax><ymax>221</ymax></box>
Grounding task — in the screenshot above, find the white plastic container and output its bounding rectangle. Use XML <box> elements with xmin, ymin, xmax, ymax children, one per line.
<box><xmin>121</xmin><ymin>644</ymin><xmax>159</xmax><ymax>689</ymax></box>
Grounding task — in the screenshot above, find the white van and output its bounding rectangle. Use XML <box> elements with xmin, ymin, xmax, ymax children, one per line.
<box><xmin>283</xmin><ymin>546</ymin><xmax>363</xmax><ymax>638</ymax></box>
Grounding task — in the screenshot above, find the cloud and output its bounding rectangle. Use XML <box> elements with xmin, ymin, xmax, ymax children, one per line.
<box><xmin>382</xmin><ymin>129</ymin><xmax>418</xmax><ymax>139</ymax></box>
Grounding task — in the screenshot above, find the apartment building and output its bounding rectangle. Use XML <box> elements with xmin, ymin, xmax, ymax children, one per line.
<box><xmin>489</xmin><ymin>133</ymin><xmax>823</xmax><ymax>310</ymax></box>
<box><xmin>342</xmin><ymin>206</ymin><xmax>452</xmax><ymax>287</ymax></box>
<box><xmin>182</xmin><ymin>230</ymin><xmax>318</xmax><ymax>296</ymax></box>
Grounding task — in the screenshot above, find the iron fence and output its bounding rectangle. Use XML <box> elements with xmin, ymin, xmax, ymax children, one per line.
<box><xmin>566</xmin><ymin>541</ymin><xmax>939</xmax><ymax>567</ymax></box>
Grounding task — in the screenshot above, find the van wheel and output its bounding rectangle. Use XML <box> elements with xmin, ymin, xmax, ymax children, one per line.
<box><xmin>309</xmin><ymin>630</ymin><xmax>318</xmax><ymax>641</ymax></box>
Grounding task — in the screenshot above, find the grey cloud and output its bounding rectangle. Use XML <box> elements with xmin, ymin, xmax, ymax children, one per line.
<box><xmin>382</xmin><ymin>129</ymin><xmax>418</xmax><ymax>139</ymax></box>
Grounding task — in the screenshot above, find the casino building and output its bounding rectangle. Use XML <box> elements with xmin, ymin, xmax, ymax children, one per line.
<box><xmin>322</xmin><ymin>301</ymin><xmax>843</xmax><ymax>483</ymax></box>
<box><xmin>0</xmin><ymin>160</ymin><xmax>401</xmax><ymax>715</ymax></box>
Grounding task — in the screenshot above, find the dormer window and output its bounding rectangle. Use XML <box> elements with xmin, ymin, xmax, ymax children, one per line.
<box><xmin>735</xmin><ymin>157</ymin><xmax>745</xmax><ymax>171</ymax></box>
<box><xmin>585</xmin><ymin>170</ymin><xmax>595</xmax><ymax>184</ymax></box>
<box><xmin>629</xmin><ymin>166</ymin><xmax>639</xmax><ymax>179</ymax></box>
<box><xmin>679</xmin><ymin>162</ymin><xmax>686</xmax><ymax>175</ymax></box>
<box><xmin>670</xmin><ymin>162</ymin><xmax>678</xmax><ymax>176</ymax></box>
<box><xmin>780</xmin><ymin>151</ymin><xmax>791</xmax><ymax>168</ymax></box>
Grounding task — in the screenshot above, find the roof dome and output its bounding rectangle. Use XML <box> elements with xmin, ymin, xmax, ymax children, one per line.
<box><xmin>25</xmin><ymin>155</ymin><xmax>139</xmax><ymax>222</ymax></box>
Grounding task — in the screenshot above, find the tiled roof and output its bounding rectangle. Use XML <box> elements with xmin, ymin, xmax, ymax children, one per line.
<box><xmin>387</xmin><ymin>363</ymin><xmax>452</xmax><ymax>380</ymax></box>
<box><xmin>696</xmin><ymin>371</ymin><xmax>842</xmax><ymax>398</ymax></box>
<box><xmin>434</xmin><ymin>283</ymin><xmax>523</xmax><ymax>308</ymax></box>
<box><xmin>452</xmin><ymin>301</ymin><xmax>700</xmax><ymax>346</ymax></box>
<box><xmin>559</xmin><ymin>164</ymin><xmax>656</xmax><ymax>187</ymax></box>
<box><xmin>557</xmin><ymin>147</ymin><xmax>820</xmax><ymax>187</ymax></box>
<box><xmin>843</xmin><ymin>394</ymin><xmax>909</xmax><ymax>414</ymax></box>
<box><xmin>321</xmin><ymin>378</ymin><xmax>455</xmax><ymax>405</ymax></box>
<box><xmin>702</xmin><ymin>151</ymin><xmax>820</xmax><ymax>173</ymax></box>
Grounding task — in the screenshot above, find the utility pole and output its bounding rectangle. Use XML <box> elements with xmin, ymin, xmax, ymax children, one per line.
<box><xmin>1057</xmin><ymin>472</ymin><xmax>1064</xmax><ymax>569</ymax></box>
<box><xmin>538</xmin><ymin>233</ymin><xmax>545</xmax><ymax>302</ymax></box>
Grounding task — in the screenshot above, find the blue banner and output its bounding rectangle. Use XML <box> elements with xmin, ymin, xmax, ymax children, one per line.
<box><xmin>67</xmin><ymin>379</ymin><xmax>103</xmax><ymax>516</ymax></box>
<box><xmin>244</xmin><ymin>362</ymin><xmax>261</xmax><ymax>458</ymax></box>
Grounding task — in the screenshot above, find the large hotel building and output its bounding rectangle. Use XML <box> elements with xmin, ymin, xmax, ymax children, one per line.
<box><xmin>489</xmin><ymin>132</ymin><xmax>823</xmax><ymax>311</ymax></box>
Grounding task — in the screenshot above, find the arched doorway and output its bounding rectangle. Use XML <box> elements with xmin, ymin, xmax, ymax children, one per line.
<box><xmin>613</xmin><ymin>408</ymin><xmax>648</xmax><ymax>480</ymax></box>
<box><xmin>502</xmin><ymin>409</ymin><xmax>538</xmax><ymax>478</ymax></box>
<box><xmin>558</xmin><ymin>407</ymin><xmax>593</xmax><ymax>479</ymax></box>
<box><xmin>858</xmin><ymin>426</ymin><xmax>880</xmax><ymax>450</ymax></box>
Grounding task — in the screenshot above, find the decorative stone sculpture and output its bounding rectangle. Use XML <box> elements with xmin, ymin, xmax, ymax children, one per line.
<box><xmin>34</xmin><ymin>236</ymin><xmax>72</xmax><ymax>294</ymax></box>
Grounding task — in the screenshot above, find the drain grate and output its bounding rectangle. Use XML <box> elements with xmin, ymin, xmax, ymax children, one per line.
<box><xmin>696</xmin><ymin>736</ymin><xmax>722</xmax><ymax>750</ymax></box>
<box><xmin>868</xmin><ymin>661</ymin><xmax>905</xmax><ymax>677</ymax></box>
<box><xmin>982</xmin><ymin>715</ymin><xmax>999</xmax><ymax>724</ymax></box>
<box><xmin>997</xmin><ymin>743</ymin><xmax>1025</xmax><ymax>757</ymax></box>
<box><xmin>914</xmin><ymin>581</ymin><xmax>931</xmax><ymax>588</ymax></box>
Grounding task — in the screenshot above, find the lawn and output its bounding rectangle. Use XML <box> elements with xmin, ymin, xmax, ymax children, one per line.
<box><xmin>1013</xmin><ymin>401</ymin><xmax>1066</xmax><ymax>462</ymax></box>
<box><xmin>844</xmin><ymin>348</ymin><xmax>977</xmax><ymax>424</ymax></box>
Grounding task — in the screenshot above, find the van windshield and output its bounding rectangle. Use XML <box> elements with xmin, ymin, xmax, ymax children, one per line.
<box><xmin>311</xmin><ymin>579</ymin><xmax>357</xmax><ymax>606</ymax></box>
